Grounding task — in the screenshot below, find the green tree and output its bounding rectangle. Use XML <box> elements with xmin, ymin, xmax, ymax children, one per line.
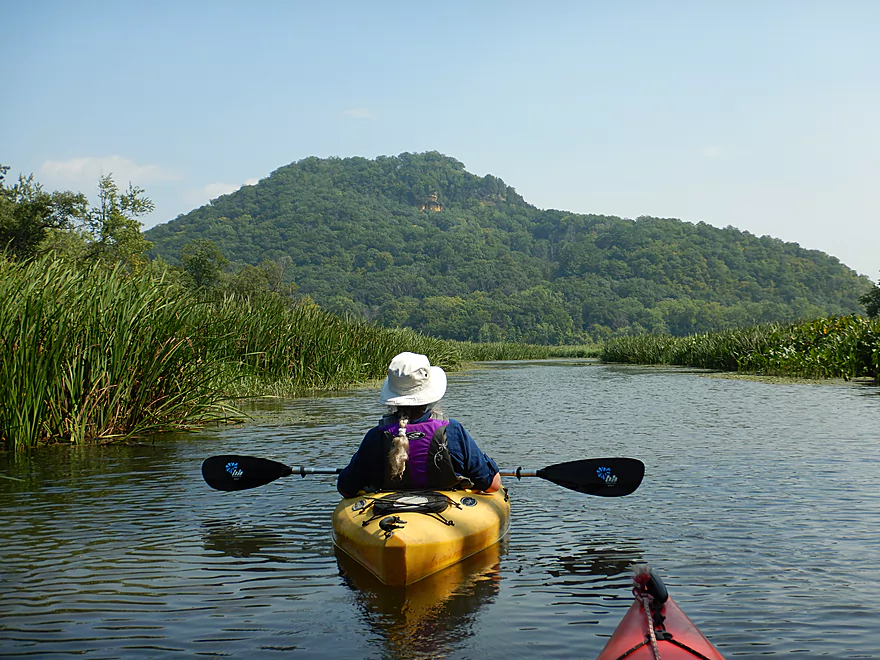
<box><xmin>141</xmin><ymin>152</ymin><xmax>873</xmax><ymax>341</ymax></box>
<box><xmin>0</xmin><ymin>166</ymin><xmax>87</xmax><ymax>260</ymax></box>
<box><xmin>228</xmin><ymin>264</ymin><xmax>269</xmax><ymax>300</ymax></box>
<box><xmin>257</xmin><ymin>257</ymin><xmax>298</xmax><ymax>298</ymax></box>
<box><xmin>860</xmin><ymin>279</ymin><xmax>880</xmax><ymax>318</ymax></box>
<box><xmin>82</xmin><ymin>175</ymin><xmax>154</xmax><ymax>269</ymax></box>
<box><xmin>180</xmin><ymin>239</ymin><xmax>229</xmax><ymax>291</ymax></box>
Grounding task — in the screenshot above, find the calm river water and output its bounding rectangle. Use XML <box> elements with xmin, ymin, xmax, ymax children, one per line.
<box><xmin>2</xmin><ymin>361</ymin><xmax>879</xmax><ymax>659</ymax></box>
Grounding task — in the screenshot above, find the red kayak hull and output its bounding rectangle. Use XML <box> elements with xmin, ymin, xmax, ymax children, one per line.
<box><xmin>597</xmin><ymin>596</ymin><xmax>725</xmax><ymax>660</ymax></box>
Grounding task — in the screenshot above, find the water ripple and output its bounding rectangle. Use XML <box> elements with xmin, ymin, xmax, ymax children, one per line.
<box><xmin>2</xmin><ymin>363</ymin><xmax>879</xmax><ymax>658</ymax></box>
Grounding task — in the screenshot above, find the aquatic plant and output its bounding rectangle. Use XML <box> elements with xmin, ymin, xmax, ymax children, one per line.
<box><xmin>601</xmin><ymin>316</ymin><xmax>880</xmax><ymax>381</ymax></box>
<box><xmin>0</xmin><ymin>257</ymin><xmax>236</xmax><ymax>449</ymax></box>
<box><xmin>0</xmin><ymin>256</ymin><xmax>558</xmax><ymax>449</ymax></box>
<box><xmin>452</xmin><ymin>341</ymin><xmax>553</xmax><ymax>362</ymax></box>
<box><xmin>206</xmin><ymin>295</ymin><xmax>463</xmax><ymax>396</ymax></box>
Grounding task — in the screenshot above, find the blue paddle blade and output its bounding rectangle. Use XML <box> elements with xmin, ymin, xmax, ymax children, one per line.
<box><xmin>202</xmin><ymin>455</ymin><xmax>293</xmax><ymax>491</ymax></box>
<box><xmin>536</xmin><ymin>457</ymin><xmax>644</xmax><ymax>496</ymax></box>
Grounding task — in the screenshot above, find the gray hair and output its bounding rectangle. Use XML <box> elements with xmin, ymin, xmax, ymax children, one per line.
<box><xmin>385</xmin><ymin>403</ymin><xmax>446</xmax><ymax>481</ymax></box>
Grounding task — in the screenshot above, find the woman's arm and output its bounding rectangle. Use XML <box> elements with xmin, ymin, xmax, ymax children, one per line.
<box><xmin>483</xmin><ymin>471</ymin><xmax>502</xmax><ymax>493</ymax></box>
<box><xmin>446</xmin><ymin>420</ymin><xmax>501</xmax><ymax>492</ymax></box>
<box><xmin>337</xmin><ymin>429</ymin><xmax>383</xmax><ymax>497</ymax></box>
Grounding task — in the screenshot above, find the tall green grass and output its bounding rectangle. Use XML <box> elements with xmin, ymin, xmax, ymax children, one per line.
<box><xmin>601</xmin><ymin>316</ymin><xmax>880</xmax><ymax>380</ymax></box>
<box><xmin>448</xmin><ymin>341</ymin><xmax>601</xmax><ymax>362</ymax></box>
<box><xmin>0</xmin><ymin>258</ymin><xmax>236</xmax><ymax>449</ymax></box>
<box><xmin>739</xmin><ymin>316</ymin><xmax>880</xmax><ymax>379</ymax></box>
<box><xmin>205</xmin><ymin>301</ymin><xmax>562</xmax><ymax>395</ymax></box>
<box><xmin>205</xmin><ymin>296</ymin><xmax>463</xmax><ymax>396</ymax></box>
<box><xmin>451</xmin><ymin>341</ymin><xmax>551</xmax><ymax>362</ymax></box>
<box><xmin>1</xmin><ymin>256</ymin><xmax>559</xmax><ymax>449</ymax></box>
<box><xmin>545</xmin><ymin>344</ymin><xmax>602</xmax><ymax>359</ymax></box>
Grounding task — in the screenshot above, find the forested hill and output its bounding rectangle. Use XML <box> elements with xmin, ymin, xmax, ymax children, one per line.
<box><xmin>145</xmin><ymin>152</ymin><xmax>871</xmax><ymax>343</ymax></box>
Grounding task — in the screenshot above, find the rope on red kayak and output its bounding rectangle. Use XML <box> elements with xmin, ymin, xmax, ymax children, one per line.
<box><xmin>627</xmin><ymin>564</ymin><xmax>663</xmax><ymax>660</ymax></box>
<box><xmin>664</xmin><ymin>638</ymin><xmax>716</xmax><ymax>660</ymax></box>
<box><xmin>611</xmin><ymin>588</ymin><xmax>717</xmax><ymax>660</ymax></box>
<box><xmin>633</xmin><ymin>587</ymin><xmax>663</xmax><ymax>660</ymax></box>
<box><xmin>610</xmin><ymin>566</ymin><xmax>718</xmax><ymax>660</ymax></box>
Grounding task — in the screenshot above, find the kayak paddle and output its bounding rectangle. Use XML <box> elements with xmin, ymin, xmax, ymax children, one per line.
<box><xmin>511</xmin><ymin>457</ymin><xmax>644</xmax><ymax>497</ymax></box>
<box><xmin>202</xmin><ymin>455</ymin><xmax>341</xmax><ymax>492</ymax></box>
<box><xmin>202</xmin><ymin>454</ymin><xmax>644</xmax><ymax>496</ymax></box>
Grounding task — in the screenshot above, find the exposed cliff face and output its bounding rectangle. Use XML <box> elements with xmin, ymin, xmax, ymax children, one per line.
<box><xmin>420</xmin><ymin>192</ymin><xmax>441</xmax><ymax>212</ymax></box>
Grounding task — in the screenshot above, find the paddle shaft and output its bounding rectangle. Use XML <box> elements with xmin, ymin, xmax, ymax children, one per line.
<box><xmin>290</xmin><ymin>467</ymin><xmax>342</xmax><ymax>476</ymax></box>
<box><xmin>501</xmin><ymin>468</ymin><xmax>538</xmax><ymax>479</ymax></box>
<box><xmin>291</xmin><ymin>468</ymin><xmax>532</xmax><ymax>477</ymax></box>
<box><xmin>286</xmin><ymin>468</ymin><xmax>584</xmax><ymax>477</ymax></box>
<box><xmin>291</xmin><ymin>468</ymin><xmax>536</xmax><ymax>477</ymax></box>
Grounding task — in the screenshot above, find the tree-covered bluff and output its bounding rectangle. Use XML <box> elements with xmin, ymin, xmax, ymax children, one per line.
<box><xmin>145</xmin><ymin>152</ymin><xmax>871</xmax><ymax>343</ymax></box>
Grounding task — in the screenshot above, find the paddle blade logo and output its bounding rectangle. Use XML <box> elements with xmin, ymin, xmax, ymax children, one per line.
<box><xmin>225</xmin><ymin>461</ymin><xmax>244</xmax><ymax>480</ymax></box>
<box><xmin>597</xmin><ymin>466</ymin><xmax>618</xmax><ymax>486</ymax></box>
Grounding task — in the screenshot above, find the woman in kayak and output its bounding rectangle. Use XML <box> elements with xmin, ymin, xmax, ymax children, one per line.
<box><xmin>337</xmin><ymin>352</ymin><xmax>502</xmax><ymax>498</ymax></box>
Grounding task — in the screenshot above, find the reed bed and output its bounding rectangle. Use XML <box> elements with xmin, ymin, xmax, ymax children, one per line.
<box><xmin>1</xmin><ymin>256</ymin><xmax>558</xmax><ymax>449</ymax></box>
<box><xmin>738</xmin><ymin>316</ymin><xmax>880</xmax><ymax>379</ymax></box>
<box><xmin>449</xmin><ymin>341</ymin><xmax>602</xmax><ymax>362</ymax></box>
<box><xmin>206</xmin><ymin>297</ymin><xmax>463</xmax><ymax>396</ymax></box>
<box><xmin>601</xmin><ymin>316</ymin><xmax>880</xmax><ymax>381</ymax></box>
<box><xmin>545</xmin><ymin>344</ymin><xmax>603</xmax><ymax>359</ymax></box>
<box><xmin>10</xmin><ymin>251</ymin><xmax>872</xmax><ymax>452</ymax></box>
<box><xmin>0</xmin><ymin>258</ymin><xmax>237</xmax><ymax>450</ymax></box>
<box><xmin>451</xmin><ymin>341</ymin><xmax>552</xmax><ymax>362</ymax></box>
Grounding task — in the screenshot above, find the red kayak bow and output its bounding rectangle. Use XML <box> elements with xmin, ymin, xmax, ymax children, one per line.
<box><xmin>597</xmin><ymin>566</ymin><xmax>726</xmax><ymax>660</ymax></box>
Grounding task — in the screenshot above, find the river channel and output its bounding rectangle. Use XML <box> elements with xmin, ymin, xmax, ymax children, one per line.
<box><xmin>2</xmin><ymin>361</ymin><xmax>879</xmax><ymax>658</ymax></box>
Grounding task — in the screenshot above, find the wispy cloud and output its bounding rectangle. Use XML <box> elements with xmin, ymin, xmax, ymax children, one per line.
<box><xmin>701</xmin><ymin>145</ymin><xmax>722</xmax><ymax>159</ymax></box>
<box><xmin>183</xmin><ymin>178</ymin><xmax>259</xmax><ymax>208</ymax></box>
<box><xmin>39</xmin><ymin>156</ymin><xmax>179</xmax><ymax>186</ymax></box>
<box><xmin>341</xmin><ymin>108</ymin><xmax>374</xmax><ymax>119</ymax></box>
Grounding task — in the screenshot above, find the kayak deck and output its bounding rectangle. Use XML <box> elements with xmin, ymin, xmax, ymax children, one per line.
<box><xmin>332</xmin><ymin>488</ymin><xmax>510</xmax><ymax>586</ymax></box>
<box><xmin>597</xmin><ymin>565</ymin><xmax>725</xmax><ymax>660</ymax></box>
<box><xmin>597</xmin><ymin>596</ymin><xmax>726</xmax><ymax>659</ymax></box>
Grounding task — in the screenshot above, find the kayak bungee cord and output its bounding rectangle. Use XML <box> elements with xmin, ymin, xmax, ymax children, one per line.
<box><xmin>356</xmin><ymin>490</ymin><xmax>460</xmax><ymax>528</ymax></box>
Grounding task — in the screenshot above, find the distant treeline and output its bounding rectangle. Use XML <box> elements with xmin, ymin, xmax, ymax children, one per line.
<box><xmin>145</xmin><ymin>152</ymin><xmax>872</xmax><ymax>343</ymax></box>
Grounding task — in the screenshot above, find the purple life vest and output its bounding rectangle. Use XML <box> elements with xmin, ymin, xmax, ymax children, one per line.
<box><xmin>380</xmin><ymin>418</ymin><xmax>458</xmax><ymax>489</ymax></box>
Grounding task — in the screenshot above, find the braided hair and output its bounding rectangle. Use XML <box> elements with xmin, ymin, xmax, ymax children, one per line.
<box><xmin>387</xmin><ymin>414</ymin><xmax>410</xmax><ymax>481</ymax></box>
<box><xmin>385</xmin><ymin>404</ymin><xmax>445</xmax><ymax>481</ymax></box>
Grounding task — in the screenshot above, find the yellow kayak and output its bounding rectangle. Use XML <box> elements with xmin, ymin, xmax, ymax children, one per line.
<box><xmin>331</xmin><ymin>488</ymin><xmax>510</xmax><ymax>586</ymax></box>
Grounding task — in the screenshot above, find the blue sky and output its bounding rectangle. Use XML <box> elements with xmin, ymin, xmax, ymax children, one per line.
<box><xmin>3</xmin><ymin>1</ymin><xmax>878</xmax><ymax>276</ymax></box>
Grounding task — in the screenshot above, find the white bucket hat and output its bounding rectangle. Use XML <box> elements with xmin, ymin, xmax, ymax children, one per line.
<box><xmin>379</xmin><ymin>352</ymin><xmax>447</xmax><ymax>407</ymax></box>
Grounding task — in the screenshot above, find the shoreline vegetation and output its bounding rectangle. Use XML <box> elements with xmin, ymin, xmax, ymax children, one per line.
<box><xmin>1</xmin><ymin>254</ymin><xmax>877</xmax><ymax>451</ymax></box>
<box><xmin>145</xmin><ymin>152</ymin><xmax>872</xmax><ymax>344</ymax></box>
<box><xmin>0</xmin><ymin>255</ymin><xmax>568</xmax><ymax>450</ymax></box>
<box><xmin>2</xmin><ymin>165</ymin><xmax>878</xmax><ymax>451</ymax></box>
<box><xmin>601</xmin><ymin>316</ymin><xmax>880</xmax><ymax>381</ymax></box>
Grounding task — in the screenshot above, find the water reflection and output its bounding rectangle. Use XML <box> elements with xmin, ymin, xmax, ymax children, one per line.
<box><xmin>545</xmin><ymin>542</ymin><xmax>643</xmax><ymax>580</ymax></box>
<box><xmin>201</xmin><ymin>520</ymin><xmax>289</xmax><ymax>559</ymax></box>
<box><xmin>337</xmin><ymin>541</ymin><xmax>504</xmax><ymax>660</ymax></box>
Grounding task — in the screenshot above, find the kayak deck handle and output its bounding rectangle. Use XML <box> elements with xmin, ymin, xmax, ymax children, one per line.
<box><xmin>378</xmin><ymin>515</ymin><xmax>406</xmax><ymax>538</ymax></box>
